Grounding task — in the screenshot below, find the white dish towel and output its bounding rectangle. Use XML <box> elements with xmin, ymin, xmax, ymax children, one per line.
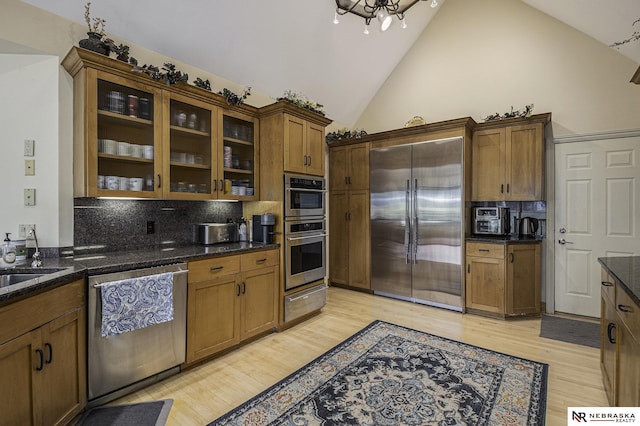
<box><xmin>100</xmin><ymin>272</ymin><xmax>174</xmax><ymax>337</ymax></box>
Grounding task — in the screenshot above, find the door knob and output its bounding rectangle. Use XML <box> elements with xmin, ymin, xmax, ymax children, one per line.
<box><xmin>558</xmin><ymin>238</ymin><xmax>574</xmax><ymax>245</ymax></box>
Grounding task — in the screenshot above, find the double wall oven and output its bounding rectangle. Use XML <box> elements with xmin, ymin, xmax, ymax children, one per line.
<box><xmin>283</xmin><ymin>173</ymin><xmax>328</xmax><ymax>321</ymax></box>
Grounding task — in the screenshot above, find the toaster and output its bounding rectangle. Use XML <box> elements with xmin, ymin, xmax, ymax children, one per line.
<box><xmin>193</xmin><ymin>223</ymin><xmax>239</xmax><ymax>245</ymax></box>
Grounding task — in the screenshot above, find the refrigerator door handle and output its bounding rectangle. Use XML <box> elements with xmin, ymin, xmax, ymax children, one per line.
<box><xmin>405</xmin><ymin>179</ymin><xmax>411</xmax><ymax>264</ymax></box>
<box><xmin>413</xmin><ymin>178</ymin><xmax>419</xmax><ymax>264</ymax></box>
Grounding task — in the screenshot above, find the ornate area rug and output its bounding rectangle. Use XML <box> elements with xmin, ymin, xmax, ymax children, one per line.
<box><xmin>209</xmin><ymin>321</ymin><xmax>548</xmax><ymax>425</ymax></box>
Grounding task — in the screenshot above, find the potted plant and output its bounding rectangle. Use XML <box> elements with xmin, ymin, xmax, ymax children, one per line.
<box><xmin>78</xmin><ymin>2</ymin><xmax>109</xmax><ymax>55</ymax></box>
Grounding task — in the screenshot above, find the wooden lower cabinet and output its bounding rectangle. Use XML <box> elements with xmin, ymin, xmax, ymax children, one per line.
<box><xmin>0</xmin><ymin>280</ymin><xmax>86</xmax><ymax>426</ymax></box>
<box><xmin>600</xmin><ymin>269</ymin><xmax>640</xmax><ymax>406</ymax></box>
<box><xmin>329</xmin><ymin>190</ymin><xmax>370</xmax><ymax>290</ymax></box>
<box><xmin>186</xmin><ymin>249</ymin><xmax>279</xmax><ymax>364</ymax></box>
<box><xmin>465</xmin><ymin>241</ymin><xmax>540</xmax><ymax>317</ymax></box>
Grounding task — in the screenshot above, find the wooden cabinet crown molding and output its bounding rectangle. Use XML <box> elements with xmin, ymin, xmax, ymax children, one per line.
<box><xmin>326</xmin><ymin>117</ymin><xmax>477</xmax><ymax>147</ymax></box>
<box><xmin>62</xmin><ymin>47</ymin><xmax>259</xmax><ymax>117</ymax></box>
<box><xmin>258</xmin><ymin>100</ymin><xmax>332</xmax><ymax>127</ymax></box>
<box><xmin>473</xmin><ymin>113</ymin><xmax>551</xmax><ymax>131</ymax></box>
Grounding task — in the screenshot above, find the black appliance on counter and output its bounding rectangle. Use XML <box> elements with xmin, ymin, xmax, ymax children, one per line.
<box><xmin>252</xmin><ymin>213</ymin><xmax>276</xmax><ymax>243</ymax></box>
<box><xmin>518</xmin><ymin>216</ymin><xmax>539</xmax><ymax>239</ymax></box>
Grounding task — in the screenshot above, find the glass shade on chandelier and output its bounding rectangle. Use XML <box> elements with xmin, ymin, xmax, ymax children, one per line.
<box><xmin>333</xmin><ymin>0</ymin><xmax>438</xmax><ymax>33</ymax></box>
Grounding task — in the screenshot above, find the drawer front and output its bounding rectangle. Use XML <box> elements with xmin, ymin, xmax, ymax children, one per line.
<box><xmin>466</xmin><ymin>242</ymin><xmax>505</xmax><ymax>259</ymax></box>
<box><xmin>600</xmin><ymin>269</ymin><xmax>616</xmax><ymax>303</ymax></box>
<box><xmin>285</xmin><ymin>284</ymin><xmax>327</xmax><ymax>322</ymax></box>
<box><xmin>188</xmin><ymin>255</ymin><xmax>240</xmax><ymax>283</ymax></box>
<box><xmin>241</xmin><ymin>249</ymin><xmax>279</xmax><ymax>271</ymax></box>
<box><xmin>616</xmin><ymin>284</ymin><xmax>640</xmax><ymax>341</ymax></box>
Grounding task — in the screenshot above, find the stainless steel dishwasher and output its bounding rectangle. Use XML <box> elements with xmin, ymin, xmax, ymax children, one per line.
<box><xmin>87</xmin><ymin>263</ymin><xmax>188</xmax><ymax>406</ymax></box>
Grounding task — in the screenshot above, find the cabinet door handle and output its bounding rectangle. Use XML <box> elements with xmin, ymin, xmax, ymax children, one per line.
<box><xmin>501</xmin><ymin>184</ymin><xmax>504</xmax><ymax>193</ymax></box>
<box><xmin>213</xmin><ymin>179</ymin><xmax>218</xmax><ymax>191</ymax></box>
<box><xmin>347</xmin><ymin>176</ymin><xmax>351</xmax><ymax>185</ymax></box>
<box><xmin>242</xmin><ymin>282</ymin><xmax>246</xmax><ymax>294</ymax></box>
<box><xmin>345</xmin><ymin>212</ymin><xmax>349</xmax><ymax>221</ymax></box>
<box><xmin>44</xmin><ymin>343</ymin><xmax>53</xmax><ymax>364</ymax></box>
<box><xmin>35</xmin><ymin>349</ymin><xmax>44</xmax><ymax>371</ymax></box>
<box><xmin>345</xmin><ymin>176</ymin><xmax>349</xmax><ymax>184</ymax></box>
<box><xmin>219</xmin><ymin>180</ymin><xmax>224</xmax><ymax>193</ymax></box>
<box><xmin>157</xmin><ymin>174</ymin><xmax>162</xmax><ymax>188</ymax></box>
<box><xmin>506</xmin><ymin>183</ymin><xmax>510</xmax><ymax>193</ymax></box>
<box><xmin>601</xmin><ymin>281</ymin><xmax>614</xmax><ymax>287</ymax></box>
<box><xmin>618</xmin><ymin>304</ymin><xmax>633</xmax><ymax>313</ymax></box>
<box><xmin>509</xmin><ymin>253</ymin><xmax>514</xmax><ymax>263</ymax></box>
<box><xmin>479</xmin><ymin>249</ymin><xmax>490</xmax><ymax>253</ymax></box>
<box><xmin>607</xmin><ymin>323</ymin><xmax>616</xmax><ymax>344</ymax></box>
<box><xmin>348</xmin><ymin>212</ymin><xmax>351</xmax><ymax>220</ymax></box>
<box><xmin>467</xmin><ymin>264</ymin><xmax>470</xmax><ymax>273</ymax></box>
<box><xmin>256</xmin><ymin>258</ymin><xmax>267</xmax><ymax>264</ymax></box>
<box><xmin>210</xmin><ymin>266</ymin><xmax>224</xmax><ymax>272</ymax></box>
<box><xmin>303</xmin><ymin>155</ymin><xmax>308</xmax><ymax>166</ymax></box>
<box><xmin>308</xmin><ymin>155</ymin><xmax>312</xmax><ymax>166</ymax></box>
<box><xmin>236</xmin><ymin>284</ymin><xmax>241</xmax><ymax>296</ymax></box>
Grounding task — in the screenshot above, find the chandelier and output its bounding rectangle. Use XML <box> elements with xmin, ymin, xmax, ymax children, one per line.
<box><xmin>333</xmin><ymin>0</ymin><xmax>438</xmax><ymax>34</ymax></box>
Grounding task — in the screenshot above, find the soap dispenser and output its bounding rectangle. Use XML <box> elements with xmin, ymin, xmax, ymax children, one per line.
<box><xmin>1</xmin><ymin>233</ymin><xmax>17</xmax><ymax>267</ymax></box>
<box><xmin>239</xmin><ymin>217</ymin><xmax>248</xmax><ymax>242</ymax></box>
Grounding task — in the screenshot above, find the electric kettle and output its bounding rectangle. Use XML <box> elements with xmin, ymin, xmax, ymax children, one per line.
<box><xmin>518</xmin><ymin>217</ymin><xmax>539</xmax><ymax>239</ymax></box>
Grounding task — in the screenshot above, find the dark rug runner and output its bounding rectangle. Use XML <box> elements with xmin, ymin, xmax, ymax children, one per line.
<box><xmin>209</xmin><ymin>320</ymin><xmax>548</xmax><ymax>425</ymax></box>
<box><xmin>540</xmin><ymin>314</ymin><xmax>600</xmax><ymax>348</ymax></box>
<box><xmin>77</xmin><ymin>399</ymin><xmax>173</xmax><ymax>426</ymax></box>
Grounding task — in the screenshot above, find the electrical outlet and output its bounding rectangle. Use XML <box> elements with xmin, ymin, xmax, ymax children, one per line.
<box><xmin>19</xmin><ymin>224</ymin><xmax>36</xmax><ymax>239</ymax></box>
<box><xmin>25</xmin><ymin>159</ymin><xmax>35</xmax><ymax>176</ymax></box>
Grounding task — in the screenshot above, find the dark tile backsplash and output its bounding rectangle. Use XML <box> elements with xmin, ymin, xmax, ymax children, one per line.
<box><xmin>74</xmin><ymin>198</ymin><xmax>242</xmax><ymax>254</ymax></box>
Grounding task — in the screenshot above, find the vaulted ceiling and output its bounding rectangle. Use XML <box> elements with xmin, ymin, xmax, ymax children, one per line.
<box><xmin>20</xmin><ymin>0</ymin><xmax>640</xmax><ymax>126</ymax></box>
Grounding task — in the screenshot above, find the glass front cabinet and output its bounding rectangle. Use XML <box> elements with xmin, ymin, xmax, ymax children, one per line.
<box><xmin>220</xmin><ymin>110</ymin><xmax>259</xmax><ymax>199</ymax></box>
<box><xmin>63</xmin><ymin>47</ymin><xmax>259</xmax><ymax>201</ymax></box>
<box><xmin>89</xmin><ymin>70</ymin><xmax>163</xmax><ymax>198</ymax></box>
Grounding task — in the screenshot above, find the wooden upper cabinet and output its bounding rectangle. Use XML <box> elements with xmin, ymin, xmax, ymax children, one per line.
<box><xmin>284</xmin><ymin>114</ymin><xmax>326</xmax><ymax>176</ymax></box>
<box><xmin>471</xmin><ymin>114</ymin><xmax>549</xmax><ymax>201</ymax></box>
<box><xmin>506</xmin><ymin>124</ymin><xmax>544</xmax><ymax>201</ymax></box>
<box><xmin>471</xmin><ymin>128</ymin><xmax>506</xmax><ymax>201</ymax></box>
<box><xmin>62</xmin><ymin>47</ymin><xmax>260</xmax><ymax>200</ymax></box>
<box><xmin>329</xmin><ymin>143</ymin><xmax>370</xmax><ymax>191</ymax></box>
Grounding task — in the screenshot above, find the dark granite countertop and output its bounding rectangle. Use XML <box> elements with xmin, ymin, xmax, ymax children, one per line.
<box><xmin>466</xmin><ymin>235</ymin><xmax>543</xmax><ymax>244</ymax></box>
<box><xmin>598</xmin><ymin>256</ymin><xmax>640</xmax><ymax>307</ymax></box>
<box><xmin>0</xmin><ymin>242</ymin><xmax>279</xmax><ymax>306</ymax></box>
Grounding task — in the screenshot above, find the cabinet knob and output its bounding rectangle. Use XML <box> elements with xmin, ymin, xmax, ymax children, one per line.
<box><xmin>44</xmin><ymin>342</ymin><xmax>53</xmax><ymax>364</ymax></box>
<box><xmin>35</xmin><ymin>349</ymin><xmax>44</xmax><ymax>371</ymax></box>
<box><xmin>607</xmin><ymin>322</ymin><xmax>616</xmax><ymax>344</ymax></box>
<box><xmin>617</xmin><ymin>304</ymin><xmax>633</xmax><ymax>313</ymax></box>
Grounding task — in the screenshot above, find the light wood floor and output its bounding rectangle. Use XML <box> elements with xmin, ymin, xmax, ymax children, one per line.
<box><xmin>112</xmin><ymin>287</ymin><xmax>607</xmax><ymax>425</ymax></box>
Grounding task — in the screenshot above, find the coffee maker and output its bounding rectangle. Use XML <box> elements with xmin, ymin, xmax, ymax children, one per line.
<box><xmin>252</xmin><ymin>213</ymin><xmax>276</xmax><ymax>243</ymax></box>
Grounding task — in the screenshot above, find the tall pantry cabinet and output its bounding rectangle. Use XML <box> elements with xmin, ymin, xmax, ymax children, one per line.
<box><xmin>328</xmin><ymin>142</ymin><xmax>370</xmax><ymax>290</ymax></box>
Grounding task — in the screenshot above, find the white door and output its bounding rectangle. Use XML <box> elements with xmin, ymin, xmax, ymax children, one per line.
<box><xmin>555</xmin><ymin>137</ymin><xmax>640</xmax><ymax>317</ymax></box>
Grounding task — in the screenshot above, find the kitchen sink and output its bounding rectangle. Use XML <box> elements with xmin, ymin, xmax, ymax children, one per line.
<box><xmin>0</xmin><ymin>268</ymin><xmax>68</xmax><ymax>289</ymax></box>
<box><xmin>0</xmin><ymin>273</ymin><xmax>46</xmax><ymax>287</ymax></box>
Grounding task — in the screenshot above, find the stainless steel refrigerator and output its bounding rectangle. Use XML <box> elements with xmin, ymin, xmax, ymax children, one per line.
<box><xmin>370</xmin><ymin>137</ymin><xmax>463</xmax><ymax>311</ymax></box>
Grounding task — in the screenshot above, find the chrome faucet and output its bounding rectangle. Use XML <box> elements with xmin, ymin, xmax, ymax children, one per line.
<box><xmin>28</xmin><ymin>227</ymin><xmax>42</xmax><ymax>268</ymax></box>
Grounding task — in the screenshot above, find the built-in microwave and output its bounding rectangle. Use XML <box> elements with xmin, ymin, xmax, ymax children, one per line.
<box><xmin>284</xmin><ymin>174</ymin><xmax>326</xmax><ymax>218</ymax></box>
<box><xmin>473</xmin><ymin>207</ymin><xmax>510</xmax><ymax>236</ymax></box>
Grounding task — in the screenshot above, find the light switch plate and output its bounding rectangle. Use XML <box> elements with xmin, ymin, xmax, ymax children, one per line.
<box><xmin>24</xmin><ymin>188</ymin><xmax>36</xmax><ymax>206</ymax></box>
<box><xmin>25</xmin><ymin>159</ymin><xmax>35</xmax><ymax>176</ymax></box>
<box><xmin>24</xmin><ymin>139</ymin><xmax>35</xmax><ymax>157</ymax></box>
